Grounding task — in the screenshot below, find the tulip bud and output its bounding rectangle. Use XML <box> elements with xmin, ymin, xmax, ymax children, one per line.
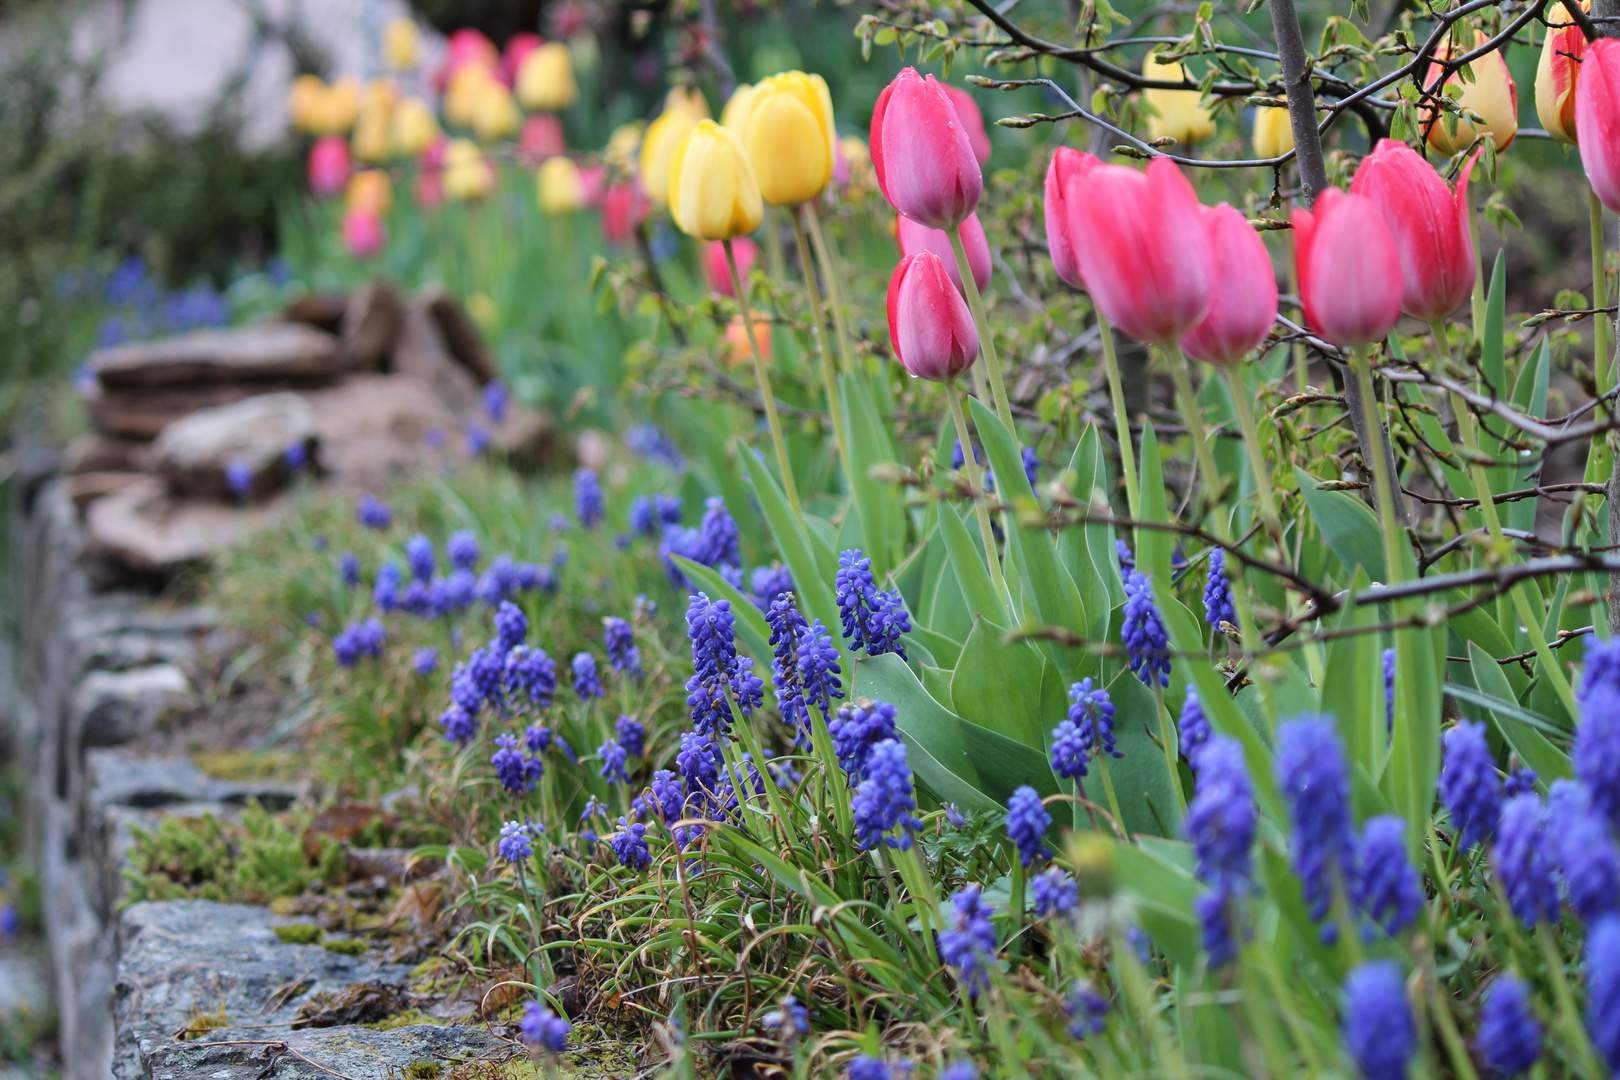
<box><xmin>887</xmin><ymin>251</ymin><xmax>980</xmax><ymax>382</ymax></box>
<box><xmin>1291</xmin><ymin>189</ymin><xmax>1403</xmax><ymax>349</ymax></box>
<box><xmin>1142</xmin><ymin>54</ymin><xmax>1216</xmax><ymax>148</ymax></box>
<box><xmin>383</xmin><ymin>17</ymin><xmax>420</xmax><ymax>71</ymax></box>
<box><xmin>443</xmin><ymin>138</ymin><xmax>496</xmax><ymax>203</ymax></box>
<box><xmin>537</xmin><ymin>157</ymin><xmax>588</xmax><ymax>214</ymax></box>
<box><xmin>352</xmin><ymin>108</ymin><xmax>391</xmax><ymax>164</ymax></box>
<box><xmin>870</xmin><ymin>68</ymin><xmax>983</xmax><ymax>230</ymax></box>
<box><xmin>943</xmin><ymin>84</ymin><xmax>993</xmax><ymax>164</ymax></box>
<box><xmin>1044</xmin><ymin>147</ymin><xmax>1099</xmax><ymax>289</ymax></box>
<box><xmin>389</xmin><ymin>97</ymin><xmax>440</xmax><ymax>158</ymax></box>
<box><xmin>504</xmin><ymin>33</ymin><xmax>543</xmax><ymax>86</ymax></box>
<box><xmin>346</xmin><ymin>169</ymin><xmax>392</xmax><ymax>218</ymax></box>
<box><xmin>1580</xmin><ymin>39</ymin><xmax>1620</xmax><ymax>213</ymax></box>
<box><xmin>342</xmin><ymin>210</ymin><xmax>387</xmax><ymax>258</ymax></box>
<box><xmin>897</xmin><ymin>212</ymin><xmax>991</xmax><ymax>296</ymax></box>
<box><xmin>470</xmin><ymin>80</ymin><xmax>519</xmax><ymax>142</ymax></box>
<box><xmin>445</xmin><ymin>64</ymin><xmax>491</xmax><ymax>129</ymax></box>
<box><xmin>639</xmin><ymin>109</ymin><xmax>697</xmax><ymax>206</ymax></box>
<box><xmin>289</xmin><ymin>75</ymin><xmax>325</xmax><ymax>134</ymax></box>
<box><xmin>518</xmin><ymin>43</ymin><xmax>579</xmax><ymax>111</ymax></box>
<box><xmin>1252</xmin><ymin>105</ymin><xmax>1294</xmax><ymax>159</ymax></box>
<box><xmin>1351</xmin><ymin>138</ymin><xmax>1475</xmax><ymax>322</ymax></box>
<box><xmin>720</xmin><ymin>84</ymin><xmax>756</xmax><ymax>135</ymax></box>
<box><xmin>1067</xmin><ymin>157</ymin><xmax>1212</xmax><ymax>345</ymax></box>
<box><xmin>744</xmin><ymin>71</ymin><xmax>836</xmax><ymax>206</ymax></box>
<box><xmin>308</xmin><ymin>136</ymin><xmax>351</xmax><ymax>198</ymax></box>
<box><xmin>665</xmin><ymin>85</ymin><xmax>711</xmax><ymax>120</ymax></box>
<box><xmin>319</xmin><ymin>77</ymin><xmax>362</xmax><ymax>136</ymax></box>
<box><xmin>667</xmin><ymin>120</ymin><xmax>764</xmax><ymax>241</ymax></box>
<box><xmin>1423</xmin><ymin>31</ymin><xmax>1517</xmax><ymax>156</ymax></box>
<box><xmin>520</xmin><ymin>114</ymin><xmax>566</xmax><ymax>164</ymax></box>
<box><xmin>1537</xmin><ymin>2</ymin><xmax>1588</xmax><ymax>144</ymax></box>
<box><xmin>1179</xmin><ymin>204</ymin><xmax>1278</xmax><ymax>365</ymax></box>
<box><xmin>601</xmin><ymin>181</ymin><xmax>649</xmax><ymax>244</ymax></box>
<box><xmin>435</xmin><ymin>29</ymin><xmax>500</xmax><ymax>93</ymax></box>
<box><xmin>705</xmin><ymin>238</ymin><xmax>759</xmax><ymax>297</ymax></box>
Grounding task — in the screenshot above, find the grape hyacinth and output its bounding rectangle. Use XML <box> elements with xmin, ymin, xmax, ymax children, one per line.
<box><xmin>1067</xmin><ymin>983</ymin><xmax>1110</xmax><ymax>1039</ymax></box>
<box><xmin>284</xmin><ymin>441</ymin><xmax>307</xmax><ymax>471</ymax></box>
<box><xmin>1203</xmin><ymin>548</ymin><xmax>1235</xmax><ymax>628</ymax></box>
<box><xmin>851</xmin><ymin>738</ymin><xmax>922</xmax><ymax>851</ymax></box>
<box><xmin>762</xmin><ymin>996</ymin><xmax>810</xmax><ymax>1040</ymax></box>
<box><xmin>677</xmin><ymin>731</ymin><xmax>724</xmax><ymax>811</ymax></box>
<box><xmin>650</xmin><ymin>770</ymin><xmax>687</xmax><ymax>824</ymax></box>
<box><xmin>358</xmin><ymin>492</ymin><xmax>392</xmax><ymax>529</ymax></box>
<box><xmin>413</xmin><ymin>647</ymin><xmax>439</xmax><ymax>677</ymax></box>
<box><xmin>467</xmin><ymin>425</ymin><xmax>490</xmax><ymax>455</ymax></box>
<box><xmin>525</xmin><ymin>724</ymin><xmax>553</xmax><ymax>754</ymax></box>
<box><xmin>498</xmin><ymin>820</ymin><xmax>533</xmax><ymax>863</ymax></box>
<box><xmin>494</xmin><ymin>601</ymin><xmax>528</xmax><ymax>651</ymax></box>
<box><xmin>1549</xmin><ymin>780</ymin><xmax>1620</xmax><ymax>924</ymax></box>
<box><xmin>1022</xmin><ymin>445</ymin><xmax>1040</xmax><ymax>487</ymax></box>
<box><xmin>1581</xmin><ymin>637</ymin><xmax>1620</xmax><ymax>704</ymax></box>
<box><xmin>598</xmin><ymin>740</ymin><xmax>630</xmax><ymax>783</ymax></box>
<box><xmin>1068</xmin><ymin>678</ymin><xmax>1121</xmax><ymax>758</ymax></box>
<box><xmin>483</xmin><ymin>379</ymin><xmax>508</xmax><ymax>422</ymax></box>
<box><xmin>1006</xmin><ymin>785</ymin><xmax>1052</xmax><ymax>868</ymax></box>
<box><xmin>440</xmin><ymin>704</ymin><xmax>477</xmax><ymax>743</ymax></box>
<box><xmin>615</xmin><ymin>715</ymin><xmax>646</xmax><ymax>758</ymax></box>
<box><xmin>225</xmin><ymin>460</ymin><xmax>254</xmax><ymax>498</ymax></box>
<box><xmin>373</xmin><ymin>563</ymin><xmax>401</xmax><ymax>612</ymax></box>
<box><xmin>572</xmin><ymin>652</ymin><xmax>604</xmax><ymax>700</ymax></box>
<box><xmin>1032</xmin><ymin>868</ymin><xmax>1079</xmax><ymax>917</ymax></box>
<box><xmin>604</xmin><ymin>617</ymin><xmax>642</xmax><ymax>678</ymax></box>
<box><xmin>848</xmin><ymin>1057</ymin><xmax>892</xmax><ymax>1080</ymax></box>
<box><xmin>1186</xmin><ymin>736</ymin><xmax>1255</xmax><ymax>966</ymax></box>
<box><xmin>1275</xmin><ymin>717</ymin><xmax>1355</xmax><ymax>926</ymax></box>
<box><xmin>1478</xmin><ymin>975</ymin><xmax>1541</xmax><ymax>1077</ymax></box>
<box><xmin>504</xmin><ymin>646</ymin><xmax>557</xmax><ymax>710</ymax></box>
<box><xmin>447</xmin><ymin>530</ymin><xmax>480</xmax><ymax>570</ymax></box>
<box><xmin>1116</xmin><ymin>539</ymin><xmax>1135</xmax><ymax>574</ymax></box>
<box><xmin>1587</xmin><ymin>915</ymin><xmax>1620</xmax><ymax>1073</ymax></box>
<box><xmin>492</xmin><ymin>733</ymin><xmax>542</xmax><ymax>795</ymax></box>
<box><xmin>1049</xmin><ymin>714</ymin><xmax>1089</xmax><ymax>781</ymax></box>
<box><xmin>610</xmin><ymin>818</ymin><xmax>650</xmax><ymax>870</ymax></box>
<box><xmin>1504</xmin><ymin>768</ymin><xmax>1537</xmax><ymax>798</ymax></box>
<box><xmin>406</xmin><ymin>534</ymin><xmax>435</xmax><ymax>582</ymax></box>
<box><xmin>1342</xmin><ymin>960</ymin><xmax>1415</xmax><ymax>1080</ymax></box>
<box><xmin>574</xmin><ymin>468</ymin><xmax>604</xmax><ymax>529</ymax></box>
<box><xmin>834</xmin><ymin>549</ymin><xmax>912</xmax><ymax>659</ymax></box>
<box><xmin>699</xmin><ymin>496</ymin><xmax>740</xmax><ymax>569</ymax></box>
<box><xmin>1440</xmin><ymin>721</ymin><xmax>1502</xmax><ymax>848</ymax></box>
<box><xmin>1354</xmin><ymin>815</ymin><xmax>1421</xmax><ymax>936</ymax></box>
<box><xmin>1121</xmin><ymin>570</ymin><xmax>1171</xmax><ymax>687</ymax></box>
<box><xmin>519</xmin><ymin>1001</ymin><xmax>571</xmax><ymax>1054</ymax></box>
<box><xmin>750</xmin><ymin>564</ymin><xmax>795</xmax><ymax>610</ymax></box>
<box><xmin>628</xmin><ymin>496</ymin><xmax>658</xmax><ymax>538</ymax></box>
<box><xmin>1383</xmin><ymin>648</ymin><xmax>1397</xmax><ymax>732</ymax></box>
<box><xmin>828</xmin><ymin>699</ymin><xmax>898</xmax><ymax>783</ymax></box>
<box><xmin>1575</xmin><ymin>681</ymin><xmax>1620</xmax><ymax>831</ymax></box>
<box><xmin>332</xmin><ymin>618</ymin><xmax>386</xmax><ymax>667</ymax></box>
<box><xmin>939</xmin><ymin>885</ymin><xmax>997</xmax><ymax>999</ymax></box>
<box><xmin>685</xmin><ymin>593</ymin><xmax>760</xmax><ymax>739</ymax></box>
<box><xmin>339</xmin><ymin>550</ymin><xmax>360</xmax><ymax>586</ymax></box>
<box><xmin>1496</xmin><ymin>793</ymin><xmax>1560</xmax><ymax>926</ymax></box>
<box><xmin>1179</xmin><ymin>689</ymin><xmax>1211</xmax><ymax>762</ymax></box>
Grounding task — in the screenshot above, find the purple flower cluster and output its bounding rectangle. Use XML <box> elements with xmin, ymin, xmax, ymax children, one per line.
<box><xmin>1121</xmin><ymin>570</ymin><xmax>1171</xmax><ymax>687</ymax></box>
<box><xmin>574</xmin><ymin>468</ymin><xmax>604</xmax><ymax>530</ymax></box>
<box><xmin>498</xmin><ymin>820</ymin><xmax>533</xmax><ymax>863</ymax></box>
<box><xmin>939</xmin><ymin>885</ymin><xmax>997</xmax><ymax>999</ymax></box>
<box><xmin>1440</xmin><ymin>721</ymin><xmax>1501</xmax><ymax>848</ymax></box>
<box><xmin>1006</xmin><ymin>785</ymin><xmax>1051</xmax><ymax>868</ymax></box>
<box><xmin>332</xmin><ymin>618</ymin><xmax>386</xmax><ymax>667</ymax></box>
<box><xmin>851</xmin><ymin>739</ymin><xmax>921</xmax><ymax>851</ymax></box>
<box><xmin>1383</xmin><ymin>647</ymin><xmax>1397</xmax><ymax>732</ymax></box>
<box><xmin>1203</xmin><ymin>548</ymin><xmax>1235</xmax><ymax>628</ymax></box>
<box><xmin>615</xmin><ymin>715</ymin><xmax>646</xmax><ymax>758</ymax></box>
<box><xmin>406</xmin><ymin>533</ymin><xmax>436</xmax><ymax>582</ymax></box>
<box><xmin>1478</xmin><ymin>975</ymin><xmax>1541</xmax><ymax>1077</ymax></box>
<box><xmin>1549</xmin><ymin>779</ymin><xmax>1620</xmax><ymax>924</ymax></box>
<box><xmin>1576</xmin><ymin>682</ymin><xmax>1620</xmax><ymax>831</ymax></box>
<box><xmin>1496</xmin><ymin>792</ymin><xmax>1559</xmax><ymax>926</ymax></box>
<box><xmin>1032</xmin><ymin>868</ymin><xmax>1078</xmax><ymax>917</ymax></box>
<box><xmin>604</xmin><ymin>617</ymin><xmax>642</xmax><ymax>678</ymax></box>
<box><xmin>358</xmin><ymin>492</ymin><xmax>393</xmax><ymax>530</ymax></box>
<box><xmin>1588</xmin><ymin>916</ymin><xmax>1620</xmax><ymax>1074</ymax></box>
<box><xmin>762</xmin><ymin>995</ymin><xmax>809</xmax><ymax>1040</ymax></box>
<box><xmin>447</xmin><ymin>530</ymin><xmax>480</xmax><ymax>570</ymax></box>
<box><xmin>1342</xmin><ymin>960</ymin><xmax>1415</xmax><ymax>1080</ymax></box>
<box><xmin>598</xmin><ymin>740</ymin><xmax>629</xmax><ymax>783</ymax></box>
<box><xmin>684</xmin><ymin>593</ymin><xmax>761</xmax><ymax>739</ymax></box>
<box><xmin>483</xmin><ymin>380</ymin><xmax>508</xmax><ymax>422</ymax></box>
<box><xmin>834</xmin><ymin>549</ymin><xmax>912</xmax><ymax>659</ymax></box>
<box><xmin>1185</xmin><ymin>736</ymin><xmax>1255</xmax><ymax>967</ymax></box>
<box><xmin>1179</xmin><ymin>689</ymin><xmax>1211</xmax><ymax>762</ymax></box>
<box><xmin>1353</xmin><ymin>815</ymin><xmax>1421</xmax><ymax>937</ymax></box>
<box><xmin>610</xmin><ymin>818</ymin><xmax>650</xmax><ymax>870</ymax></box>
<box><xmin>1067</xmin><ymin>984</ymin><xmax>1109</xmax><ymax>1039</ymax></box>
<box><xmin>767</xmin><ymin>594</ymin><xmax>844</xmax><ymax>745</ymax></box>
<box><xmin>339</xmin><ymin>550</ymin><xmax>360</xmax><ymax>587</ymax></box>
<box><xmin>828</xmin><ymin>699</ymin><xmax>898</xmax><ymax>784</ymax></box>
<box><xmin>519</xmin><ymin>1001</ymin><xmax>571</xmax><ymax>1054</ymax></box>
<box><xmin>492</xmin><ymin>732</ymin><xmax>543</xmax><ymax>795</ymax></box>
<box><xmin>1276</xmin><ymin>717</ymin><xmax>1355</xmax><ymax>928</ymax></box>
<box><xmin>572</xmin><ymin>652</ymin><xmax>604</xmax><ymax>700</ymax></box>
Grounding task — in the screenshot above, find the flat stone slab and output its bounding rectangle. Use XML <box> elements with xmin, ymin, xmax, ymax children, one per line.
<box><xmin>151</xmin><ymin>392</ymin><xmax>319</xmax><ymax>500</ymax></box>
<box><xmin>138</xmin><ymin>1024</ymin><xmax>507</xmax><ymax>1079</ymax></box>
<box><xmin>88</xmin><ymin>752</ymin><xmax>303</xmax><ymax>815</ymax></box>
<box><xmin>90</xmin><ymin>324</ymin><xmax>342</xmax><ymax>390</ymax></box>
<box><xmin>84</xmin><ymin>478</ymin><xmax>287</xmax><ymax>574</ymax></box>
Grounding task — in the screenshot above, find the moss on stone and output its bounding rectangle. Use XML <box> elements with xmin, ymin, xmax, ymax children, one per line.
<box><xmin>272</xmin><ymin>923</ymin><xmax>322</xmax><ymax>945</ymax></box>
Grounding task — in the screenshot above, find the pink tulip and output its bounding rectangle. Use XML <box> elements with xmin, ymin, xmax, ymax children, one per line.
<box><xmin>1044</xmin><ymin>147</ymin><xmax>1099</xmax><ymax>289</ymax></box>
<box><xmin>943</xmin><ymin>84</ymin><xmax>993</xmax><ymax>165</ymax></box>
<box><xmin>704</xmin><ymin>237</ymin><xmax>758</xmax><ymax>297</ymax></box>
<box><xmin>870</xmin><ymin>68</ymin><xmax>983</xmax><ymax>230</ymax></box>
<box><xmin>415</xmin><ymin>137</ymin><xmax>446</xmax><ymax>208</ymax></box>
<box><xmin>342</xmin><ymin>210</ymin><xmax>386</xmax><ymax>257</ymax></box>
<box><xmin>1066</xmin><ymin>157</ymin><xmax>1212</xmax><ymax>345</ymax></box>
<box><xmin>1292</xmin><ymin>189</ymin><xmax>1404</xmax><ymax>350</ymax></box>
<box><xmin>1350</xmin><ymin>138</ymin><xmax>1475</xmax><ymax>322</ymax></box>
<box><xmin>1179</xmin><ymin>204</ymin><xmax>1278</xmax><ymax>365</ymax></box>
<box><xmin>433</xmin><ymin>28</ymin><xmax>498</xmax><ymax>91</ymax></box>
<box><xmin>896</xmin><ymin>212</ymin><xmax>990</xmax><ymax>296</ymax></box>
<box><xmin>308</xmin><ymin>136</ymin><xmax>351</xmax><ymax>198</ymax></box>
<box><xmin>1579</xmin><ymin>38</ymin><xmax>1620</xmax><ymax>213</ymax></box>
<box><xmin>601</xmin><ymin>180</ymin><xmax>649</xmax><ymax>244</ymax></box>
<box><xmin>520</xmin><ymin>114</ymin><xmax>566</xmax><ymax>164</ymax></box>
<box><xmin>503</xmin><ymin>32</ymin><xmax>543</xmax><ymax>85</ymax></box>
<box><xmin>887</xmin><ymin>251</ymin><xmax>979</xmax><ymax>381</ymax></box>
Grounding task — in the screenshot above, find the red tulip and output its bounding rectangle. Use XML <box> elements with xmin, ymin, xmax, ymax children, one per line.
<box><xmin>342</xmin><ymin>210</ymin><xmax>386</xmax><ymax>257</ymax></box>
<box><xmin>307</xmin><ymin>136</ymin><xmax>351</xmax><ymax>198</ymax></box>
<box><xmin>1579</xmin><ymin>38</ymin><xmax>1620</xmax><ymax>213</ymax></box>
<box><xmin>870</xmin><ymin>68</ymin><xmax>983</xmax><ymax>230</ymax></box>
<box><xmin>433</xmin><ymin>28</ymin><xmax>499</xmax><ymax>91</ymax></box>
<box><xmin>1292</xmin><ymin>189</ymin><xmax>1404</xmax><ymax>350</ymax></box>
<box><xmin>503</xmin><ymin>33</ymin><xmax>543</xmax><ymax>85</ymax></box>
<box><xmin>520</xmin><ymin>114</ymin><xmax>566</xmax><ymax>164</ymax></box>
<box><xmin>703</xmin><ymin>237</ymin><xmax>758</xmax><ymax>297</ymax></box>
<box><xmin>1350</xmin><ymin>138</ymin><xmax>1475</xmax><ymax>322</ymax></box>
<box><xmin>601</xmin><ymin>180</ymin><xmax>649</xmax><ymax>244</ymax></box>
<box><xmin>887</xmin><ymin>251</ymin><xmax>979</xmax><ymax>381</ymax></box>
<box><xmin>896</xmin><ymin>212</ymin><xmax>990</xmax><ymax>296</ymax></box>
<box><xmin>943</xmin><ymin>84</ymin><xmax>992</xmax><ymax>165</ymax></box>
<box><xmin>1066</xmin><ymin>157</ymin><xmax>1212</xmax><ymax>345</ymax></box>
<box><xmin>1044</xmin><ymin>147</ymin><xmax>1099</xmax><ymax>289</ymax></box>
<box><xmin>1179</xmin><ymin>204</ymin><xmax>1278</xmax><ymax>365</ymax></box>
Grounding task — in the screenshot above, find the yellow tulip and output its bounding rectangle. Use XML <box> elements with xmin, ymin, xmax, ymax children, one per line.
<box><xmin>1425</xmin><ymin>30</ymin><xmax>1517</xmax><ymax>155</ymax></box>
<box><xmin>668</xmin><ymin>120</ymin><xmax>763</xmax><ymax>240</ymax></box>
<box><xmin>445</xmin><ymin>64</ymin><xmax>494</xmax><ymax>129</ymax></box>
<box><xmin>605</xmin><ymin>122</ymin><xmax>643</xmax><ymax>172</ymax></box>
<box><xmin>352</xmin><ymin>108</ymin><xmax>392</xmax><ymax>163</ymax></box>
<box><xmin>319</xmin><ymin>76</ymin><xmax>362</xmax><ymax>136</ymax></box>
<box><xmin>720</xmin><ymin>84</ymin><xmax>755</xmax><ymax>135</ymax></box>
<box><xmin>1141</xmin><ymin>54</ymin><xmax>1215</xmax><ymax>148</ymax></box>
<box><xmin>743</xmin><ymin>71</ymin><xmax>835</xmax><ymax>206</ymax></box>
<box><xmin>1537</xmin><ymin>1</ymin><xmax>1588</xmax><ymax>144</ymax></box>
<box><xmin>360</xmin><ymin>79</ymin><xmax>398</xmax><ymax>116</ymax></box>
<box><xmin>538</xmin><ymin>157</ymin><xmax>588</xmax><ymax>214</ymax></box>
<box><xmin>346</xmin><ymin>170</ymin><xmax>393</xmax><ymax>217</ymax></box>
<box><xmin>664</xmin><ymin>85</ymin><xmax>711</xmax><ymax>120</ymax></box>
<box><xmin>1252</xmin><ymin>105</ymin><xmax>1294</xmax><ymax>159</ymax></box>
<box><xmin>289</xmin><ymin>75</ymin><xmax>325</xmax><ymax>133</ymax></box>
<box><xmin>389</xmin><ymin>97</ymin><xmax>440</xmax><ymax>157</ymax></box>
<box><xmin>443</xmin><ymin>138</ymin><xmax>496</xmax><ymax>202</ymax></box>
<box><xmin>382</xmin><ymin>17</ymin><xmax>421</xmax><ymax>71</ymax></box>
<box><xmin>517</xmin><ymin>43</ymin><xmax>579</xmax><ymax>111</ymax></box>
<box><xmin>840</xmin><ymin>135</ymin><xmax>873</xmax><ymax>187</ymax></box>
<box><xmin>639</xmin><ymin>109</ymin><xmax>697</xmax><ymax>205</ymax></box>
<box><xmin>470</xmin><ymin>80</ymin><xmax>519</xmax><ymax>142</ymax></box>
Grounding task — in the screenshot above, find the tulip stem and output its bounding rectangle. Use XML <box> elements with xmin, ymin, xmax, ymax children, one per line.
<box><xmin>1167</xmin><ymin>346</ymin><xmax>1221</xmax><ymax>525</ymax></box>
<box><xmin>1588</xmin><ymin>183</ymin><xmax>1612</xmax><ymax>485</ymax></box>
<box><xmin>945</xmin><ymin>379</ymin><xmax>1009</xmax><ymax>602</ymax></box>
<box><xmin>949</xmin><ymin>226</ymin><xmax>1017</xmax><ymax>436</ymax></box>
<box><xmin>724</xmin><ymin>238</ymin><xmax>803</xmax><ymax>521</ymax></box>
<box><xmin>1349</xmin><ymin>347</ymin><xmax>1407</xmax><ymax>585</ymax></box>
<box><xmin>1224</xmin><ymin>367</ymin><xmax>1285</xmax><ymax>546</ymax></box>
<box><xmin>1098</xmin><ymin>314</ymin><xmax>1141</xmax><ymax>519</ymax></box>
<box><xmin>790</xmin><ymin>209</ymin><xmax>852</xmax><ymax>492</ymax></box>
<box><xmin>803</xmin><ymin>201</ymin><xmax>856</xmax><ymax>375</ymax></box>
